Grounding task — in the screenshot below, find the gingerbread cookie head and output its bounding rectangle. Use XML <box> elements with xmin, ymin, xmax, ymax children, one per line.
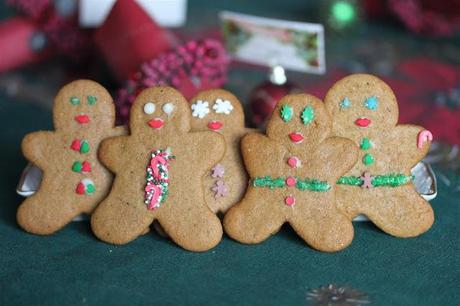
<box><xmin>324</xmin><ymin>74</ymin><xmax>399</xmax><ymax>141</ymax></box>
<box><xmin>266</xmin><ymin>94</ymin><xmax>331</xmax><ymax>149</ymax></box>
<box><xmin>129</xmin><ymin>86</ymin><xmax>190</xmax><ymax>135</ymax></box>
<box><xmin>53</xmin><ymin>80</ymin><xmax>115</xmax><ymax>131</ymax></box>
<box><xmin>189</xmin><ymin>89</ymin><xmax>244</xmax><ymax>133</ymax></box>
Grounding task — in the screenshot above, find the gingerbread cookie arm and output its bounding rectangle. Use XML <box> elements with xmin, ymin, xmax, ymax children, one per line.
<box><xmin>112</xmin><ymin>125</ymin><xmax>129</xmax><ymax>137</ymax></box>
<box><xmin>98</xmin><ymin>135</ymin><xmax>129</xmax><ymax>173</ymax></box>
<box><xmin>21</xmin><ymin>131</ymin><xmax>56</xmax><ymax>168</ymax></box>
<box><xmin>186</xmin><ymin>131</ymin><xmax>226</xmax><ymax>171</ymax></box>
<box><xmin>312</xmin><ymin>137</ymin><xmax>359</xmax><ymax>181</ymax></box>
<box><xmin>241</xmin><ymin>133</ymin><xmax>287</xmax><ymax>177</ymax></box>
<box><xmin>389</xmin><ymin>125</ymin><xmax>432</xmax><ymax>169</ymax></box>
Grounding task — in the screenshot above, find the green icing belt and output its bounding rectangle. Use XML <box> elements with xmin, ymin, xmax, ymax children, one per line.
<box><xmin>253</xmin><ymin>176</ymin><xmax>331</xmax><ymax>192</ymax></box>
<box><xmin>337</xmin><ymin>173</ymin><xmax>414</xmax><ymax>187</ymax></box>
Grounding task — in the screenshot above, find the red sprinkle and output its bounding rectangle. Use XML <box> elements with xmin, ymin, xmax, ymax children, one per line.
<box><xmin>75</xmin><ymin>115</ymin><xmax>90</xmax><ymax>124</ymax></box>
<box><xmin>70</xmin><ymin>140</ymin><xmax>81</xmax><ymax>151</ymax></box>
<box><xmin>82</xmin><ymin>161</ymin><xmax>91</xmax><ymax>173</ymax></box>
<box><xmin>285</xmin><ymin>196</ymin><xmax>295</xmax><ymax>206</ymax></box>
<box><xmin>76</xmin><ymin>183</ymin><xmax>85</xmax><ymax>195</ymax></box>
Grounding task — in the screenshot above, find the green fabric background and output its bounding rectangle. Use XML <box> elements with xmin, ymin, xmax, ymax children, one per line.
<box><xmin>1</xmin><ymin>1</ymin><xmax>459</xmax><ymax>305</ymax></box>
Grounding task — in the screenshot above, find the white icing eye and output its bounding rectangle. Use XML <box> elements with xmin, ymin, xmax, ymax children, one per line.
<box><xmin>143</xmin><ymin>102</ymin><xmax>156</xmax><ymax>114</ymax></box>
<box><xmin>191</xmin><ymin>100</ymin><xmax>210</xmax><ymax>118</ymax></box>
<box><xmin>162</xmin><ymin>102</ymin><xmax>175</xmax><ymax>116</ymax></box>
<box><xmin>213</xmin><ymin>98</ymin><xmax>234</xmax><ymax>115</ymax></box>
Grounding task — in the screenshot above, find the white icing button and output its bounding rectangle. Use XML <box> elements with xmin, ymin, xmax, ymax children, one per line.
<box><xmin>143</xmin><ymin>102</ymin><xmax>156</xmax><ymax>114</ymax></box>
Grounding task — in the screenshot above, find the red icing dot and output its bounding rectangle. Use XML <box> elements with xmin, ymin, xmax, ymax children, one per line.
<box><xmin>287</xmin><ymin>156</ymin><xmax>300</xmax><ymax>168</ymax></box>
<box><xmin>81</xmin><ymin>161</ymin><xmax>91</xmax><ymax>173</ymax></box>
<box><xmin>71</xmin><ymin>140</ymin><xmax>81</xmax><ymax>151</ymax></box>
<box><xmin>285</xmin><ymin>196</ymin><xmax>295</xmax><ymax>206</ymax></box>
<box><xmin>285</xmin><ymin>176</ymin><xmax>296</xmax><ymax>187</ymax></box>
<box><xmin>76</xmin><ymin>182</ymin><xmax>85</xmax><ymax>195</ymax></box>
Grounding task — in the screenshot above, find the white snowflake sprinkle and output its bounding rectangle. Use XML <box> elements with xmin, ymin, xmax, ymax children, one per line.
<box><xmin>191</xmin><ymin>100</ymin><xmax>210</xmax><ymax>118</ymax></box>
<box><xmin>213</xmin><ymin>98</ymin><xmax>233</xmax><ymax>115</ymax></box>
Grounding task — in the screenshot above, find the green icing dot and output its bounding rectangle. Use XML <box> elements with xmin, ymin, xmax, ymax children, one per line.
<box><xmin>87</xmin><ymin>95</ymin><xmax>97</xmax><ymax>105</ymax></box>
<box><xmin>363</xmin><ymin>153</ymin><xmax>374</xmax><ymax>165</ymax></box>
<box><xmin>72</xmin><ymin>161</ymin><xmax>82</xmax><ymax>173</ymax></box>
<box><xmin>70</xmin><ymin>96</ymin><xmax>80</xmax><ymax>105</ymax></box>
<box><xmin>86</xmin><ymin>184</ymin><xmax>95</xmax><ymax>194</ymax></box>
<box><xmin>280</xmin><ymin>105</ymin><xmax>293</xmax><ymax>123</ymax></box>
<box><xmin>360</xmin><ymin>137</ymin><xmax>371</xmax><ymax>150</ymax></box>
<box><xmin>80</xmin><ymin>141</ymin><xmax>90</xmax><ymax>154</ymax></box>
<box><xmin>301</xmin><ymin>106</ymin><xmax>314</xmax><ymax>125</ymax></box>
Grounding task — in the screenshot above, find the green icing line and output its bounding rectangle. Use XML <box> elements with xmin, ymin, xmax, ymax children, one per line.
<box><xmin>363</xmin><ymin>153</ymin><xmax>374</xmax><ymax>165</ymax></box>
<box><xmin>337</xmin><ymin>174</ymin><xmax>414</xmax><ymax>187</ymax></box>
<box><xmin>301</xmin><ymin>106</ymin><xmax>314</xmax><ymax>125</ymax></box>
<box><xmin>280</xmin><ymin>105</ymin><xmax>293</xmax><ymax>123</ymax></box>
<box><xmin>87</xmin><ymin>95</ymin><xmax>97</xmax><ymax>105</ymax></box>
<box><xmin>253</xmin><ymin>176</ymin><xmax>330</xmax><ymax>192</ymax></box>
<box><xmin>70</xmin><ymin>96</ymin><xmax>80</xmax><ymax>105</ymax></box>
<box><xmin>360</xmin><ymin>138</ymin><xmax>371</xmax><ymax>150</ymax></box>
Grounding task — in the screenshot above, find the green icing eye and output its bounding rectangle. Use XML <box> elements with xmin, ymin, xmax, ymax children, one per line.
<box><xmin>280</xmin><ymin>105</ymin><xmax>293</xmax><ymax>123</ymax></box>
<box><xmin>70</xmin><ymin>96</ymin><xmax>80</xmax><ymax>105</ymax></box>
<box><xmin>301</xmin><ymin>106</ymin><xmax>314</xmax><ymax>125</ymax></box>
<box><xmin>87</xmin><ymin>95</ymin><xmax>97</xmax><ymax>105</ymax></box>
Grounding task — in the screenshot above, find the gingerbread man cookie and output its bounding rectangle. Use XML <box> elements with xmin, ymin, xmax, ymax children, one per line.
<box><xmin>189</xmin><ymin>89</ymin><xmax>255</xmax><ymax>214</ymax></box>
<box><xmin>224</xmin><ymin>94</ymin><xmax>358</xmax><ymax>252</ymax></box>
<box><xmin>91</xmin><ymin>86</ymin><xmax>225</xmax><ymax>251</ymax></box>
<box><xmin>17</xmin><ymin>80</ymin><xmax>126</xmax><ymax>235</ymax></box>
<box><xmin>324</xmin><ymin>74</ymin><xmax>434</xmax><ymax>237</ymax></box>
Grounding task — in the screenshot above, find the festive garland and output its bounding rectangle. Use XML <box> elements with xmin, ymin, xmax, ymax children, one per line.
<box><xmin>144</xmin><ymin>149</ymin><xmax>174</xmax><ymax>210</ymax></box>
<box><xmin>253</xmin><ymin>176</ymin><xmax>331</xmax><ymax>192</ymax></box>
<box><xmin>337</xmin><ymin>173</ymin><xmax>414</xmax><ymax>188</ymax></box>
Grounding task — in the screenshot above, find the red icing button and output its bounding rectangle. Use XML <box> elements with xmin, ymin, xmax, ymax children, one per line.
<box><xmin>355</xmin><ymin>117</ymin><xmax>371</xmax><ymax>127</ymax></box>
<box><xmin>75</xmin><ymin>115</ymin><xmax>90</xmax><ymax>124</ymax></box>
<box><xmin>71</xmin><ymin>140</ymin><xmax>81</xmax><ymax>151</ymax></box>
<box><xmin>81</xmin><ymin>161</ymin><xmax>91</xmax><ymax>173</ymax></box>
<box><xmin>287</xmin><ymin>156</ymin><xmax>300</xmax><ymax>168</ymax></box>
<box><xmin>76</xmin><ymin>182</ymin><xmax>85</xmax><ymax>195</ymax></box>
<box><xmin>285</xmin><ymin>176</ymin><xmax>296</xmax><ymax>187</ymax></box>
<box><xmin>285</xmin><ymin>196</ymin><xmax>295</xmax><ymax>206</ymax></box>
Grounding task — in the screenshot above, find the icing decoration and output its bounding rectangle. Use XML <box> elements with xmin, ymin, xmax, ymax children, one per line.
<box><xmin>301</xmin><ymin>106</ymin><xmax>314</xmax><ymax>125</ymax></box>
<box><xmin>70</xmin><ymin>140</ymin><xmax>90</xmax><ymax>153</ymax></box>
<box><xmin>212</xmin><ymin>180</ymin><xmax>228</xmax><ymax>198</ymax></box>
<box><xmin>280</xmin><ymin>105</ymin><xmax>293</xmax><ymax>123</ymax></box>
<box><xmin>362</xmin><ymin>153</ymin><xmax>374</xmax><ymax>166</ymax></box>
<box><xmin>285</xmin><ymin>176</ymin><xmax>296</xmax><ymax>187</ymax></box>
<box><xmin>253</xmin><ymin>176</ymin><xmax>330</xmax><ymax>192</ymax></box>
<box><xmin>211</xmin><ymin>164</ymin><xmax>225</xmax><ymax>178</ymax></box>
<box><xmin>144</xmin><ymin>102</ymin><xmax>156</xmax><ymax>114</ymax></box>
<box><xmin>213</xmin><ymin>99</ymin><xmax>233</xmax><ymax>115</ymax></box>
<box><xmin>70</xmin><ymin>96</ymin><xmax>80</xmax><ymax>105</ymax></box>
<box><xmin>355</xmin><ymin>117</ymin><xmax>371</xmax><ymax>127</ymax></box>
<box><xmin>208</xmin><ymin>121</ymin><xmax>223</xmax><ymax>131</ymax></box>
<box><xmin>364</xmin><ymin>96</ymin><xmax>378</xmax><ymax>110</ymax></box>
<box><xmin>284</xmin><ymin>195</ymin><xmax>295</xmax><ymax>206</ymax></box>
<box><xmin>417</xmin><ymin>130</ymin><xmax>433</xmax><ymax>149</ymax></box>
<box><xmin>337</xmin><ymin>173</ymin><xmax>414</xmax><ymax>187</ymax></box>
<box><xmin>287</xmin><ymin>156</ymin><xmax>301</xmax><ymax>168</ymax></box>
<box><xmin>75</xmin><ymin>115</ymin><xmax>90</xmax><ymax>124</ymax></box>
<box><xmin>144</xmin><ymin>149</ymin><xmax>174</xmax><ymax>210</ymax></box>
<box><xmin>76</xmin><ymin>178</ymin><xmax>95</xmax><ymax>195</ymax></box>
<box><xmin>360</xmin><ymin>138</ymin><xmax>372</xmax><ymax>150</ymax></box>
<box><xmin>81</xmin><ymin>161</ymin><xmax>91</xmax><ymax>172</ymax></box>
<box><xmin>360</xmin><ymin>172</ymin><xmax>373</xmax><ymax>189</ymax></box>
<box><xmin>72</xmin><ymin>161</ymin><xmax>82</xmax><ymax>173</ymax></box>
<box><xmin>289</xmin><ymin>132</ymin><xmax>304</xmax><ymax>144</ymax></box>
<box><xmin>87</xmin><ymin>95</ymin><xmax>97</xmax><ymax>105</ymax></box>
<box><xmin>191</xmin><ymin>100</ymin><xmax>210</xmax><ymax>118</ymax></box>
<box><xmin>340</xmin><ymin>97</ymin><xmax>350</xmax><ymax>109</ymax></box>
<box><xmin>148</xmin><ymin>118</ymin><xmax>164</xmax><ymax>129</ymax></box>
<box><xmin>162</xmin><ymin>103</ymin><xmax>175</xmax><ymax>116</ymax></box>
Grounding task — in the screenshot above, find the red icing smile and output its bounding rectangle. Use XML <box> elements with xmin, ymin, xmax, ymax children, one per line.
<box><xmin>75</xmin><ymin>115</ymin><xmax>90</xmax><ymax>124</ymax></box>
<box><xmin>289</xmin><ymin>132</ymin><xmax>304</xmax><ymax>144</ymax></box>
<box><xmin>208</xmin><ymin>120</ymin><xmax>223</xmax><ymax>131</ymax></box>
<box><xmin>355</xmin><ymin>117</ymin><xmax>371</xmax><ymax>127</ymax></box>
<box><xmin>148</xmin><ymin>118</ymin><xmax>164</xmax><ymax>129</ymax></box>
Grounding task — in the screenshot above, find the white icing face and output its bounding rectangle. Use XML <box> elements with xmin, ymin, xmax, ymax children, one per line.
<box><xmin>213</xmin><ymin>98</ymin><xmax>233</xmax><ymax>115</ymax></box>
<box><xmin>143</xmin><ymin>102</ymin><xmax>156</xmax><ymax>114</ymax></box>
<box><xmin>191</xmin><ymin>100</ymin><xmax>210</xmax><ymax>118</ymax></box>
<box><xmin>162</xmin><ymin>102</ymin><xmax>175</xmax><ymax>116</ymax></box>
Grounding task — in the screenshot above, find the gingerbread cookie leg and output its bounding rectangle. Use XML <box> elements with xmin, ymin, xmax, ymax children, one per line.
<box><xmin>224</xmin><ymin>188</ymin><xmax>286</xmax><ymax>244</ymax></box>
